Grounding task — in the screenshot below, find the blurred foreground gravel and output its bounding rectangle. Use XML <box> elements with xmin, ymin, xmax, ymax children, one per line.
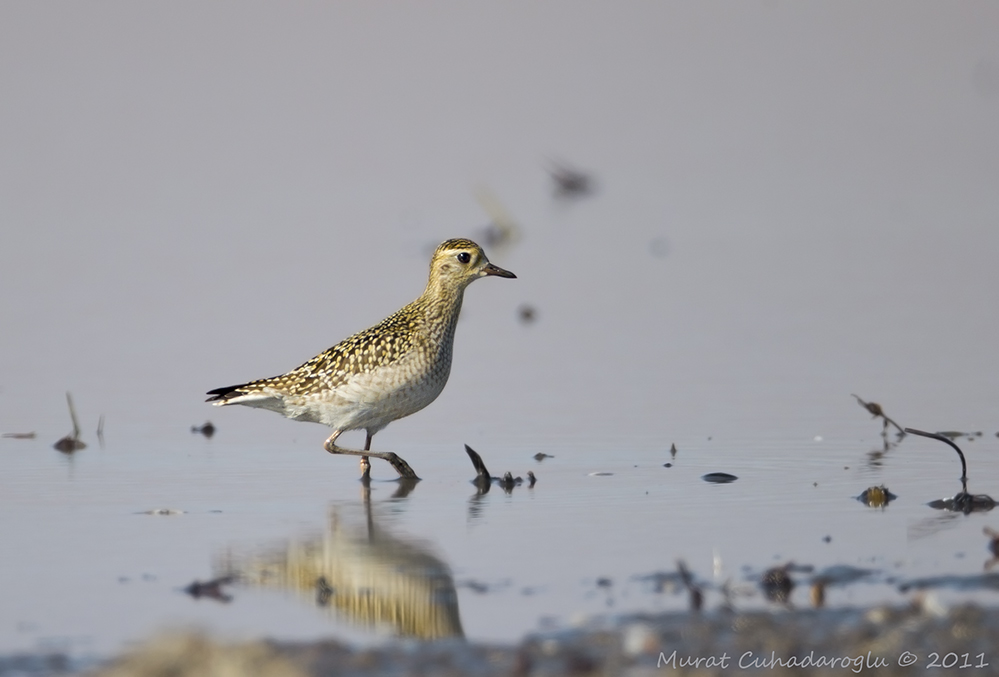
<box><xmin>54</xmin><ymin>603</ymin><xmax>998</xmax><ymax>676</ymax></box>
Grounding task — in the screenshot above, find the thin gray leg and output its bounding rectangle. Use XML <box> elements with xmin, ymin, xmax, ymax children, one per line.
<box><xmin>323</xmin><ymin>430</ymin><xmax>419</xmax><ymax>480</ymax></box>
<box><xmin>359</xmin><ymin>432</ymin><xmax>372</xmax><ymax>482</ymax></box>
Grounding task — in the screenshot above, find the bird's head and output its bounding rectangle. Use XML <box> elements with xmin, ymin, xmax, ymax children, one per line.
<box><xmin>429</xmin><ymin>238</ymin><xmax>516</xmax><ymax>290</ymax></box>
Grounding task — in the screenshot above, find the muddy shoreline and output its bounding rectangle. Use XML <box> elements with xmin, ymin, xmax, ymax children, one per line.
<box><xmin>46</xmin><ymin>603</ymin><xmax>991</xmax><ymax>676</ymax></box>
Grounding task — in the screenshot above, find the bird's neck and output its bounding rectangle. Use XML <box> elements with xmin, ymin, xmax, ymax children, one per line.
<box><xmin>417</xmin><ymin>280</ymin><xmax>466</xmax><ymax>345</ymax></box>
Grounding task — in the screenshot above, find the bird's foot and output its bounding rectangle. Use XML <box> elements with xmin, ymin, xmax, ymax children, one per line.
<box><xmin>324</xmin><ymin>439</ymin><xmax>420</xmax><ymax>481</ymax></box>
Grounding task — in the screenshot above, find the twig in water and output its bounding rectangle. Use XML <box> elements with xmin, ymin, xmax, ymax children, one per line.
<box><xmin>906</xmin><ymin>427</ymin><xmax>996</xmax><ymax>513</ymax></box>
<box><xmin>904</xmin><ymin>428</ymin><xmax>968</xmax><ymax>487</ymax></box>
<box><xmin>852</xmin><ymin>394</ymin><xmax>905</xmax><ymax>435</ymax></box>
<box><xmin>53</xmin><ymin>392</ymin><xmax>86</xmax><ymax>453</ymax></box>
<box><xmin>464</xmin><ymin>444</ymin><xmax>533</xmax><ymax>494</ymax></box>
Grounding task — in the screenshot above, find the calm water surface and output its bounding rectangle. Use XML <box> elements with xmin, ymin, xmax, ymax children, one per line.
<box><xmin>3</xmin><ymin>421</ymin><xmax>998</xmax><ymax>658</ymax></box>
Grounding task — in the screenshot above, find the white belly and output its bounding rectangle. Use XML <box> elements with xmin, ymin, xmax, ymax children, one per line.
<box><xmin>284</xmin><ymin>352</ymin><xmax>451</xmax><ymax>434</ymax></box>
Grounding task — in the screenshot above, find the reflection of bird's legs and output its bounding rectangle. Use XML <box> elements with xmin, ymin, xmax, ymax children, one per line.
<box><xmin>323</xmin><ymin>430</ymin><xmax>419</xmax><ymax>480</ymax></box>
<box><xmin>363</xmin><ymin>478</ymin><xmax>374</xmax><ymax>542</ymax></box>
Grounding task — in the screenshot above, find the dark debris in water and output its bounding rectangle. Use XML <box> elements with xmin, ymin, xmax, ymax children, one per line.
<box><xmin>53</xmin><ymin>435</ymin><xmax>86</xmax><ymax>453</ymax></box>
<box><xmin>465</xmin><ymin>444</ymin><xmax>536</xmax><ymax>494</ymax></box>
<box><xmin>315</xmin><ymin>577</ymin><xmax>334</xmax><ymax>606</ymax></box>
<box><xmin>760</xmin><ymin>564</ymin><xmax>795</xmax><ymax>605</ymax></box>
<box><xmin>190</xmin><ymin>421</ymin><xmax>216</xmax><ymax>438</ymax></box>
<box><xmin>906</xmin><ymin>427</ymin><xmax>996</xmax><ymax>513</ymax></box>
<box><xmin>858</xmin><ymin>485</ymin><xmax>897</xmax><ymax>508</ymax></box>
<box><xmin>53</xmin><ymin>392</ymin><xmax>86</xmax><ymax>453</ymax></box>
<box><xmin>1</xmin><ymin>431</ymin><xmax>36</xmax><ymax>439</ymax></box>
<box><xmin>547</xmin><ymin>160</ymin><xmax>595</xmax><ymax>198</ymax></box>
<box><xmin>928</xmin><ymin>493</ymin><xmax>996</xmax><ymax>514</ymax></box>
<box><xmin>702</xmin><ymin>472</ymin><xmax>738</xmax><ymax>484</ymax></box>
<box><xmin>676</xmin><ymin>560</ymin><xmax>704</xmax><ymax>611</ymax></box>
<box><xmin>183</xmin><ymin>575</ymin><xmax>236</xmax><ymax>603</ymax></box>
<box><xmin>851</xmin><ymin>393</ymin><xmax>905</xmax><ymax>436</ymax></box>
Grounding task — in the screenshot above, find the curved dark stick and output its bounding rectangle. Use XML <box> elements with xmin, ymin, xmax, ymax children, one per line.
<box><xmin>904</xmin><ymin>427</ymin><xmax>968</xmax><ymax>483</ymax></box>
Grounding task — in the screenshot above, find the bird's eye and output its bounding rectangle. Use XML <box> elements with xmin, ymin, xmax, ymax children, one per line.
<box><xmin>457</xmin><ymin>252</ymin><xmax>471</xmax><ymax>264</ymax></box>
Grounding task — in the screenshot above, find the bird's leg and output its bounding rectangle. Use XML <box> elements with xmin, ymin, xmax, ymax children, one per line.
<box><xmin>359</xmin><ymin>433</ymin><xmax>372</xmax><ymax>483</ymax></box>
<box><xmin>323</xmin><ymin>430</ymin><xmax>420</xmax><ymax>480</ymax></box>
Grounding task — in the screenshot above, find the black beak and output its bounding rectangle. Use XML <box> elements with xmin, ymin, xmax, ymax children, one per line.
<box><xmin>482</xmin><ymin>262</ymin><xmax>516</xmax><ymax>279</ymax></box>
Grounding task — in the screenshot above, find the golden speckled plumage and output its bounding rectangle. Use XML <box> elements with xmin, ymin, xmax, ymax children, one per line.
<box><xmin>206</xmin><ymin>238</ymin><xmax>516</xmax><ymax>480</ymax></box>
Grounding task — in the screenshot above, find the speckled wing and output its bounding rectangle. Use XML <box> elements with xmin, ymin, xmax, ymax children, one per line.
<box><xmin>206</xmin><ymin>308</ymin><xmax>421</xmax><ymax>406</ymax></box>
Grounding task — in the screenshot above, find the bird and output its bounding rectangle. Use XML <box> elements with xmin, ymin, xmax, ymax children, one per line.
<box><xmin>206</xmin><ymin>238</ymin><xmax>516</xmax><ymax>481</ymax></box>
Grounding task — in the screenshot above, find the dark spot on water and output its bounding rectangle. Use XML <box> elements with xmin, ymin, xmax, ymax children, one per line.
<box><xmin>761</xmin><ymin>565</ymin><xmax>795</xmax><ymax>604</ymax></box>
<box><xmin>183</xmin><ymin>575</ymin><xmax>234</xmax><ymax>603</ymax></box>
<box><xmin>702</xmin><ymin>472</ymin><xmax>738</xmax><ymax>484</ymax></box>
<box><xmin>191</xmin><ymin>421</ymin><xmax>216</xmax><ymax>438</ymax></box>
<box><xmin>316</xmin><ymin>577</ymin><xmax>334</xmax><ymax>606</ymax></box>
<box><xmin>53</xmin><ymin>436</ymin><xmax>86</xmax><ymax>453</ymax></box>
<box><xmin>547</xmin><ymin>161</ymin><xmax>594</xmax><ymax>198</ymax></box>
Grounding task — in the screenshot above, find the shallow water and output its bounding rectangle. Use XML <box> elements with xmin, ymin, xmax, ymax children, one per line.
<box><xmin>2</xmin><ymin>0</ymin><xmax>999</xmax><ymax>668</ymax></box>
<box><xmin>3</xmin><ymin>422</ymin><xmax>998</xmax><ymax>659</ymax></box>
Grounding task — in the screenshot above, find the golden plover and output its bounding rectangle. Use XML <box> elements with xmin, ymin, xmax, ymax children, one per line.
<box><xmin>206</xmin><ymin>238</ymin><xmax>516</xmax><ymax>480</ymax></box>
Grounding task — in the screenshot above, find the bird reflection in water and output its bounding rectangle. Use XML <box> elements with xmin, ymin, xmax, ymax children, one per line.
<box><xmin>218</xmin><ymin>494</ymin><xmax>462</xmax><ymax>640</ymax></box>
